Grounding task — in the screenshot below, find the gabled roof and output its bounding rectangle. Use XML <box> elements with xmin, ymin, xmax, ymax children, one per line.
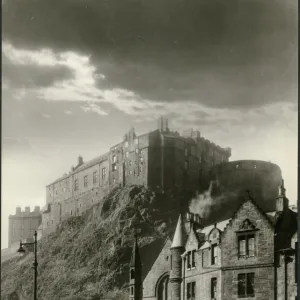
<box><xmin>171</xmin><ymin>214</ymin><xmax>185</xmax><ymax>249</ymax></box>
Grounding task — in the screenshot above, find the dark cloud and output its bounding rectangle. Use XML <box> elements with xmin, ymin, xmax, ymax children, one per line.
<box><xmin>2</xmin><ymin>0</ymin><xmax>297</xmax><ymax>108</ymax></box>
<box><xmin>2</xmin><ymin>54</ymin><xmax>74</xmax><ymax>88</ymax></box>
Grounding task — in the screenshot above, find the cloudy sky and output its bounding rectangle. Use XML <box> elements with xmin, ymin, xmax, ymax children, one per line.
<box><xmin>2</xmin><ymin>0</ymin><xmax>297</xmax><ymax>249</ymax></box>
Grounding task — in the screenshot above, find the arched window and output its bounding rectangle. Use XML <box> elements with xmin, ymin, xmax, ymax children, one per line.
<box><xmin>156</xmin><ymin>274</ymin><xmax>169</xmax><ymax>300</ymax></box>
<box><xmin>130</xmin><ymin>269</ymin><xmax>135</xmax><ymax>280</ymax></box>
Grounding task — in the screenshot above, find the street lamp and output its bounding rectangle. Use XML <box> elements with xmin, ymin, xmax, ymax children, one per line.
<box><xmin>17</xmin><ymin>231</ymin><xmax>38</xmax><ymax>300</ymax></box>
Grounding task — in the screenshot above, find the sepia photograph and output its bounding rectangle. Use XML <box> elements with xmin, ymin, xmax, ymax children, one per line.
<box><xmin>1</xmin><ymin>0</ymin><xmax>298</xmax><ymax>299</ymax></box>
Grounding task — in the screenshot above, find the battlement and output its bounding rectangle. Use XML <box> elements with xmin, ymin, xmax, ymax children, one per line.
<box><xmin>181</xmin><ymin>128</ymin><xmax>231</xmax><ymax>155</ymax></box>
<box><xmin>9</xmin><ymin>206</ymin><xmax>41</xmax><ymax>218</ymax></box>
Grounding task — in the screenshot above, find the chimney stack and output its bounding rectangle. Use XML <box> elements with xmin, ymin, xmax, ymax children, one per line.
<box><xmin>34</xmin><ymin>206</ymin><xmax>40</xmax><ymax>213</ymax></box>
<box><xmin>157</xmin><ymin>117</ymin><xmax>169</xmax><ymax>132</ymax></box>
<box><xmin>16</xmin><ymin>207</ymin><xmax>21</xmax><ymax>216</ymax></box>
<box><xmin>78</xmin><ymin>155</ymin><xmax>84</xmax><ymax>166</ymax></box>
<box><xmin>25</xmin><ymin>206</ymin><xmax>30</xmax><ymax>214</ymax></box>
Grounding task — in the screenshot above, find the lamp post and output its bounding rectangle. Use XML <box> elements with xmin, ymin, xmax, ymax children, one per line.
<box><xmin>17</xmin><ymin>231</ymin><xmax>38</xmax><ymax>300</ymax></box>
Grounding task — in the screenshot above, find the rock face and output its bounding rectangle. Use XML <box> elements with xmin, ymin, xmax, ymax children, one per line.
<box><xmin>1</xmin><ymin>186</ymin><xmax>188</xmax><ymax>300</ymax></box>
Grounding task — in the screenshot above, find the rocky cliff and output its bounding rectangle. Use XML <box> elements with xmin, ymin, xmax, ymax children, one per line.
<box><xmin>1</xmin><ymin>186</ymin><xmax>190</xmax><ymax>300</ymax></box>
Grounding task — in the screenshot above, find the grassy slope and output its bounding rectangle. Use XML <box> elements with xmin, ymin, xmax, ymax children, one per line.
<box><xmin>1</xmin><ymin>186</ymin><xmax>184</xmax><ymax>300</ymax></box>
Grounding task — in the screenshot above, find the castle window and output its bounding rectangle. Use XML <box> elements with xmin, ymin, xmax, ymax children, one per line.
<box><xmin>130</xmin><ymin>269</ymin><xmax>135</xmax><ymax>280</ymax></box>
<box><xmin>74</xmin><ymin>179</ymin><xmax>79</xmax><ymax>191</ymax></box>
<box><xmin>238</xmin><ymin>235</ymin><xmax>255</xmax><ymax>257</ymax></box>
<box><xmin>131</xmin><ymin>286</ymin><xmax>134</xmax><ymax>295</ymax></box>
<box><xmin>93</xmin><ymin>171</ymin><xmax>98</xmax><ymax>184</ymax></box>
<box><xmin>211</xmin><ymin>278</ymin><xmax>217</xmax><ymax>299</ymax></box>
<box><xmin>211</xmin><ymin>244</ymin><xmax>218</xmax><ymax>265</ymax></box>
<box><xmin>238</xmin><ymin>273</ymin><xmax>254</xmax><ymax>298</ymax></box>
<box><xmin>187</xmin><ymin>282</ymin><xmax>196</xmax><ymax>300</ymax></box>
<box><xmin>112</xmin><ymin>155</ymin><xmax>117</xmax><ymax>163</ymax></box>
<box><xmin>102</xmin><ymin>168</ymin><xmax>106</xmax><ymax>180</ymax></box>
<box><xmin>84</xmin><ymin>176</ymin><xmax>88</xmax><ymax>188</ymax></box>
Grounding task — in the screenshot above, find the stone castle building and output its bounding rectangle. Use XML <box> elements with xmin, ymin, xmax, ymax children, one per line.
<box><xmin>41</xmin><ymin>117</ymin><xmax>233</xmax><ymax>235</ymax></box>
<box><xmin>130</xmin><ymin>182</ymin><xmax>298</xmax><ymax>300</ymax></box>
<box><xmin>8</xmin><ymin>206</ymin><xmax>42</xmax><ymax>248</ymax></box>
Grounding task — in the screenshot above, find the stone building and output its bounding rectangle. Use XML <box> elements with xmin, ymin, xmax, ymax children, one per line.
<box><xmin>42</xmin><ymin>117</ymin><xmax>232</xmax><ymax>236</ymax></box>
<box><xmin>133</xmin><ymin>181</ymin><xmax>297</xmax><ymax>300</ymax></box>
<box><xmin>8</xmin><ymin>206</ymin><xmax>41</xmax><ymax>248</ymax></box>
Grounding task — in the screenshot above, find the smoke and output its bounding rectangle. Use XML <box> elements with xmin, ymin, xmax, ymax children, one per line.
<box><xmin>189</xmin><ymin>181</ymin><xmax>215</xmax><ymax>218</ymax></box>
<box><xmin>189</xmin><ymin>181</ymin><xmax>238</xmax><ymax>219</ymax></box>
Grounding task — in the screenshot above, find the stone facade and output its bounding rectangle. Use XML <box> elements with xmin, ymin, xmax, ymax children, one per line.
<box><xmin>8</xmin><ymin>206</ymin><xmax>42</xmax><ymax>248</ymax></box>
<box><xmin>140</xmin><ymin>185</ymin><xmax>297</xmax><ymax>300</ymax></box>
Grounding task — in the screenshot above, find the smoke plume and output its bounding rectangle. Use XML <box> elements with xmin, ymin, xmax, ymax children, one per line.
<box><xmin>189</xmin><ymin>181</ymin><xmax>238</xmax><ymax>220</ymax></box>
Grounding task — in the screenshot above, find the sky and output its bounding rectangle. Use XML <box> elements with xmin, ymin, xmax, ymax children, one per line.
<box><xmin>2</xmin><ymin>0</ymin><xmax>298</xmax><ymax>249</ymax></box>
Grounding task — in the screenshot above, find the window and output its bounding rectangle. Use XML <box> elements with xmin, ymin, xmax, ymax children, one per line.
<box><xmin>238</xmin><ymin>273</ymin><xmax>254</xmax><ymax>298</ymax></box>
<box><xmin>84</xmin><ymin>175</ymin><xmax>88</xmax><ymax>188</ymax></box>
<box><xmin>135</xmin><ymin>148</ymin><xmax>139</xmax><ymax>154</ymax></box>
<box><xmin>185</xmin><ymin>161</ymin><xmax>189</xmax><ymax>170</ymax></box>
<box><xmin>129</xmin><ymin>170</ymin><xmax>132</xmax><ymax>175</ymax></box>
<box><xmin>71</xmin><ymin>210</ymin><xmax>73</xmax><ymax>215</ymax></box>
<box><xmin>238</xmin><ymin>235</ymin><xmax>255</xmax><ymax>257</ymax></box>
<box><xmin>211</xmin><ymin>244</ymin><xmax>218</xmax><ymax>265</ymax></box>
<box><xmin>139</xmin><ymin>166</ymin><xmax>142</xmax><ymax>174</ymax></box>
<box><xmin>93</xmin><ymin>171</ymin><xmax>98</xmax><ymax>184</ymax></box>
<box><xmin>112</xmin><ymin>163</ymin><xmax>117</xmax><ymax>171</ymax></box>
<box><xmin>134</xmin><ymin>138</ymin><xmax>138</xmax><ymax>145</ymax></box>
<box><xmin>187</xmin><ymin>251</ymin><xmax>191</xmax><ymax>269</ymax></box>
<box><xmin>74</xmin><ymin>179</ymin><xmax>79</xmax><ymax>191</ymax></box>
<box><xmin>131</xmin><ymin>286</ymin><xmax>134</xmax><ymax>295</ymax></box>
<box><xmin>130</xmin><ymin>269</ymin><xmax>135</xmax><ymax>280</ymax></box>
<box><xmin>140</xmin><ymin>157</ymin><xmax>143</xmax><ymax>163</ymax></box>
<box><xmin>112</xmin><ymin>155</ymin><xmax>117</xmax><ymax>163</ymax></box>
<box><xmin>185</xmin><ymin>148</ymin><xmax>188</xmax><ymax>156</ymax></box>
<box><xmin>211</xmin><ymin>278</ymin><xmax>217</xmax><ymax>299</ymax></box>
<box><xmin>191</xmin><ymin>250</ymin><xmax>196</xmax><ymax>268</ymax></box>
<box><xmin>102</xmin><ymin>168</ymin><xmax>106</xmax><ymax>180</ymax></box>
<box><xmin>170</xmin><ymin>255</ymin><xmax>173</xmax><ymax>269</ymax></box>
<box><xmin>113</xmin><ymin>178</ymin><xmax>116</xmax><ymax>183</ymax></box>
<box><xmin>187</xmin><ymin>282</ymin><xmax>196</xmax><ymax>300</ymax></box>
<box><xmin>126</xmin><ymin>151</ymin><xmax>129</xmax><ymax>158</ymax></box>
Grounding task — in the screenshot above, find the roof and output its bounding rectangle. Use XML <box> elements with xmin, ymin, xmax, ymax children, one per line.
<box><xmin>47</xmin><ymin>153</ymin><xmax>108</xmax><ymax>186</ymax></box>
<box><xmin>171</xmin><ymin>215</ymin><xmax>185</xmax><ymax>248</ymax></box>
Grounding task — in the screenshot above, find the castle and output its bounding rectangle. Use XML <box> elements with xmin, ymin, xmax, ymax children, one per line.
<box><xmin>41</xmin><ymin>117</ymin><xmax>233</xmax><ymax>236</ymax></box>
<box><xmin>129</xmin><ymin>183</ymin><xmax>298</xmax><ymax>300</ymax></box>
